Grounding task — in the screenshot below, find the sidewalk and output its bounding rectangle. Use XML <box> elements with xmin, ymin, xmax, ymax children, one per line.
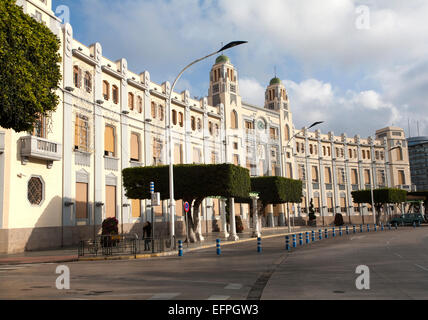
<box><xmin>0</xmin><ymin>225</ymin><xmax>319</xmax><ymax>265</ymax></box>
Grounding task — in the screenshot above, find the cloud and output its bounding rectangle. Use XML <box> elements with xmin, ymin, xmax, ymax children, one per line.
<box><xmin>58</xmin><ymin>0</ymin><xmax>428</xmax><ymax>136</ymax></box>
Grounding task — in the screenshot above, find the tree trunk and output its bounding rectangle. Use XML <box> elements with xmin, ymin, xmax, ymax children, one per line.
<box><xmin>183</xmin><ymin>198</ymin><xmax>197</xmax><ymax>243</ymax></box>
<box><xmin>192</xmin><ymin>197</ymin><xmax>204</xmax><ymax>242</ymax></box>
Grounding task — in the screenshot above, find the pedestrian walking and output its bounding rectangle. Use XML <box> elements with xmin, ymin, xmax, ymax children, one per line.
<box><xmin>143</xmin><ymin>221</ymin><xmax>152</xmax><ymax>251</ymax></box>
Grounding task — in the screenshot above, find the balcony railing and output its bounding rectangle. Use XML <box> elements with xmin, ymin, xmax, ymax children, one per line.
<box><xmin>0</xmin><ymin>131</ymin><xmax>4</xmax><ymax>154</ymax></box>
<box><xmin>325</xmin><ymin>183</ymin><xmax>333</xmax><ymax>190</ymax></box>
<box><xmin>104</xmin><ymin>156</ymin><xmax>119</xmax><ymax>171</ymax></box>
<box><xmin>352</xmin><ymin>184</ymin><xmax>359</xmax><ymax>191</ymax></box>
<box><xmin>129</xmin><ymin>160</ymin><xmax>143</xmax><ymax>168</ymax></box>
<box><xmin>20</xmin><ymin>135</ymin><xmax>62</xmax><ymax>167</ymax></box>
<box><xmin>312</xmin><ymin>183</ymin><xmax>320</xmax><ymax>190</ymax></box>
<box><xmin>339</xmin><ymin>184</ymin><xmax>346</xmax><ymax>191</ymax></box>
<box><xmin>74</xmin><ymin>150</ymin><xmax>91</xmax><ymax>167</ymax></box>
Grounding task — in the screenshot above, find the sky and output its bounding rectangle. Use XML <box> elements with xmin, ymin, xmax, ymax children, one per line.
<box><xmin>52</xmin><ymin>0</ymin><xmax>428</xmax><ymax>138</ymax></box>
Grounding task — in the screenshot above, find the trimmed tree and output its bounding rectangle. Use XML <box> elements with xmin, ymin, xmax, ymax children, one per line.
<box><xmin>235</xmin><ymin>176</ymin><xmax>303</xmax><ymax>226</ymax></box>
<box><xmin>0</xmin><ymin>0</ymin><xmax>61</xmax><ymax>132</ymax></box>
<box><xmin>351</xmin><ymin>188</ymin><xmax>407</xmax><ymax>224</ymax></box>
<box><xmin>122</xmin><ymin>164</ymin><xmax>251</xmax><ymax>242</ymax></box>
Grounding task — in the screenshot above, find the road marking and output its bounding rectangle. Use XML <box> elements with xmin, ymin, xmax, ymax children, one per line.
<box><xmin>207</xmin><ymin>295</ymin><xmax>230</xmax><ymax>300</ymax></box>
<box><xmin>148</xmin><ymin>293</ymin><xmax>180</xmax><ymax>300</ymax></box>
<box><xmin>415</xmin><ymin>264</ymin><xmax>428</xmax><ymax>272</ymax></box>
<box><xmin>350</xmin><ymin>236</ymin><xmax>366</xmax><ymax>241</ymax></box>
<box><xmin>224</xmin><ymin>283</ymin><xmax>242</xmax><ymax>290</ymax></box>
<box><xmin>394</xmin><ymin>253</ymin><xmax>403</xmax><ymax>259</ymax></box>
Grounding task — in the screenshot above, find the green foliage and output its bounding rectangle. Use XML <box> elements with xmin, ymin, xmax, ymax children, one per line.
<box><xmin>351</xmin><ymin>188</ymin><xmax>407</xmax><ymax>205</ymax></box>
<box><xmin>235</xmin><ymin>176</ymin><xmax>303</xmax><ymax>206</ymax></box>
<box><xmin>122</xmin><ymin>164</ymin><xmax>251</xmax><ymax>200</ymax></box>
<box><xmin>101</xmin><ymin>217</ymin><xmax>119</xmax><ymax>235</ymax></box>
<box><xmin>0</xmin><ymin>0</ymin><xmax>61</xmax><ymax>132</ymax></box>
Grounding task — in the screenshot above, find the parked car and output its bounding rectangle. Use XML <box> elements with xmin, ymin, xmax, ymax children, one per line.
<box><xmin>390</xmin><ymin>213</ymin><xmax>425</xmax><ymax>226</ymax></box>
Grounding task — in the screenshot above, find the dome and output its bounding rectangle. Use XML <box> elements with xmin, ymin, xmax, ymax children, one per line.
<box><xmin>269</xmin><ymin>77</ymin><xmax>282</xmax><ymax>85</ymax></box>
<box><xmin>215</xmin><ymin>55</ymin><xmax>230</xmax><ymax>64</ymax></box>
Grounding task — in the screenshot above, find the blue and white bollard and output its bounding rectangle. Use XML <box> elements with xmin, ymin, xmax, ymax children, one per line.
<box><xmin>360</xmin><ymin>225</ymin><xmax>363</xmax><ymax>233</ymax></box>
<box><xmin>374</xmin><ymin>224</ymin><xmax>377</xmax><ymax>232</ymax></box>
<box><xmin>257</xmin><ymin>237</ymin><xmax>262</xmax><ymax>253</ymax></box>
<box><xmin>346</xmin><ymin>226</ymin><xmax>350</xmax><ymax>235</ymax></box>
<box><xmin>216</xmin><ymin>239</ymin><xmax>221</xmax><ymax>255</ymax></box>
<box><xmin>367</xmin><ymin>224</ymin><xmax>370</xmax><ymax>232</ymax></box>
<box><xmin>285</xmin><ymin>236</ymin><xmax>290</xmax><ymax>251</ymax></box>
<box><xmin>312</xmin><ymin>230</ymin><xmax>316</xmax><ymax>242</ymax></box>
<box><xmin>178</xmin><ymin>240</ymin><xmax>183</xmax><ymax>257</ymax></box>
<box><xmin>306</xmin><ymin>232</ymin><xmax>310</xmax><ymax>244</ymax></box>
<box><xmin>319</xmin><ymin>229</ymin><xmax>322</xmax><ymax>240</ymax></box>
<box><xmin>381</xmin><ymin>223</ymin><xmax>384</xmax><ymax>231</ymax></box>
<box><xmin>325</xmin><ymin>229</ymin><xmax>328</xmax><ymax>239</ymax></box>
<box><xmin>339</xmin><ymin>227</ymin><xmax>343</xmax><ymax>237</ymax></box>
<box><xmin>353</xmin><ymin>225</ymin><xmax>356</xmax><ymax>234</ymax></box>
<box><xmin>332</xmin><ymin>227</ymin><xmax>336</xmax><ymax>238</ymax></box>
<box><xmin>299</xmin><ymin>233</ymin><xmax>303</xmax><ymax>246</ymax></box>
<box><xmin>292</xmin><ymin>234</ymin><xmax>297</xmax><ymax>248</ymax></box>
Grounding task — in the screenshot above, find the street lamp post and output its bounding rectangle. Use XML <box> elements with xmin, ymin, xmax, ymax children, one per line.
<box><xmin>283</xmin><ymin>121</ymin><xmax>324</xmax><ymax>232</ymax></box>
<box><xmin>166</xmin><ymin>41</ymin><xmax>247</xmax><ymax>244</ymax></box>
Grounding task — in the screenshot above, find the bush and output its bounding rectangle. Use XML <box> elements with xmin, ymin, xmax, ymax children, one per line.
<box><xmin>102</xmin><ymin>217</ymin><xmax>119</xmax><ymax>235</ymax></box>
<box><xmin>235</xmin><ymin>215</ymin><xmax>244</xmax><ymax>233</ymax></box>
<box><xmin>334</xmin><ymin>213</ymin><xmax>344</xmax><ymax>226</ymax></box>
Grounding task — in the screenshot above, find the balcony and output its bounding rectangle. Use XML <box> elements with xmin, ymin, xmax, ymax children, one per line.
<box><xmin>352</xmin><ymin>184</ymin><xmax>359</xmax><ymax>191</ymax></box>
<box><xmin>325</xmin><ymin>183</ymin><xmax>333</xmax><ymax>190</ymax></box>
<box><xmin>339</xmin><ymin>184</ymin><xmax>346</xmax><ymax>191</ymax></box>
<box><xmin>397</xmin><ymin>185</ymin><xmax>411</xmax><ymax>191</ymax></box>
<box><xmin>129</xmin><ymin>160</ymin><xmax>143</xmax><ymax>168</ymax></box>
<box><xmin>20</xmin><ymin>135</ymin><xmax>62</xmax><ymax>168</ymax></box>
<box><xmin>104</xmin><ymin>156</ymin><xmax>119</xmax><ymax>171</ymax></box>
<box><xmin>0</xmin><ymin>131</ymin><xmax>4</xmax><ymax>154</ymax></box>
<box><xmin>312</xmin><ymin>183</ymin><xmax>320</xmax><ymax>190</ymax></box>
<box><xmin>74</xmin><ymin>150</ymin><xmax>91</xmax><ymax>167</ymax></box>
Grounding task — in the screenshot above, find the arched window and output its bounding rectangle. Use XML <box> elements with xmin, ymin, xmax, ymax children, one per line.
<box><xmin>128</xmin><ymin>93</ymin><xmax>134</xmax><ymax>111</ymax></box>
<box><xmin>73</xmin><ymin>66</ymin><xmax>81</xmax><ymax>88</ymax></box>
<box><xmin>137</xmin><ymin>96</ymin><xmax>143</xmax><ymax>113</ymax></box>
<box><xmin>104</xmin><ymin>125</ymin><xmax>115</xmax><ymax>157</ymax></box>
<box><xmin>178</xmin><ymin>112</ymin><xmax>184</xmax><ymax>127</ymax></box>
<box><xmin>230</xmin><ymin>110</ymin><xmax>238</xmax><ymax>129</ymax></box>
<box><xmin>284</xmin><ymin>124</ymin><xmax>290</xmax><ymax>141</ymax></box>
<box><xmin>151</xmin><ymin>102</ymin><xmax>157</xmax><ymax>118</ymax></box>
<box><xmin>191</xmin><ymin>116</ymin><xmax>196</xmax><ymax>131</ymax></box>
<box><xmin>397</xmin><ymin>148</ymin><xmax>403</xmax><ymax>161</ymax></box>
<box><xmin>158</xmin><ymin>105</ymin><xmax>164</xmax><ymax>121</ymax></box>
<box><xmin>84</xmin><ymin>72</ymin><xmax>92</xmax><ymax>93</ymax></box>
<box><xmin>309</xmin><ymin>144</ymin><xmax>313</xmax><ymax>155</ymax></box>
<box><xmin>172</xmin><ymin>110</ymin><xmax>177</xmax><ymax>125</ymax></box>
<box><xmin>112</xmin><ymin>85</ymin><xmax>118</xmax><ymax>104</ymax></box>
<box><xmin>130</xmin><ymin>132</ymin><xmax>140</xmax><ymax>162</ymax></box>
<box><xmin>197</xmin><ymin>118</ymin><xmax>202</xmax><ymax>131</ymax></box>
<box><xmin>103</xmin><ymin>81</ymin><xmax>110</xmax><ymax>100</ymax></box>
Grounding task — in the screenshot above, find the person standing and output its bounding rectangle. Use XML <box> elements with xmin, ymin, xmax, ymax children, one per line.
<box><xmin>143</xmin><ymin>221</ymin><xmax>152</xmax><ymax>251</ymax></box>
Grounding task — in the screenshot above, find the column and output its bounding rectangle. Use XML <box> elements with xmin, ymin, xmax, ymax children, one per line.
<box><xmin>220</xmin><ymin>199</ymin><xmax>229</xmax><ymax>239</ymax></box>
<box><xmin>229</xmin><ymin>198</ymin><xmax>239</xmax><ymax>241</ymax></box>
<box><xmin>252</xmin><ymin>197</ymin><xmax>261</xmax><ymax>237</ymax></box>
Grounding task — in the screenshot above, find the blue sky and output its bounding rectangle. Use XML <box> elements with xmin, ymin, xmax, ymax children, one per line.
<box><xmin>52</xmin><ymin>0</ymin><xmax>428</xmax><ymax>137</ymax></box>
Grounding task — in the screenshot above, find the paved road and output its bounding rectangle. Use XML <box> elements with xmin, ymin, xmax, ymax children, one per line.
<box><xmin>0</xmin><ymin>227</ymin><xmax>427</xmax><ymax>300</ymax></box>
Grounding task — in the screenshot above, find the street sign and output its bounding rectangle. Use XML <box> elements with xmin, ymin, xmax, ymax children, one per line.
<box><xmin>150</xmin><ymin>181</ymin><xmax>154</xmax><ymax>194</ymax></box>
<box><xmin>151</xmin><ymin>192</ymin><xmax>160</xmax><ymax>206</ymax></box>
<box><xmin>184</xmin><ymin>201</ymin><xmax>190</xmax><ymax>213</ymax></box>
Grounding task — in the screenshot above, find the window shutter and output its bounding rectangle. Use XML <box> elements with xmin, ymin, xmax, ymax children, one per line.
<box><xmin>130</xmin><ymin>133</ymin><xmax>139</xmax><ymax>161</ymax></box>
<box><xmin>104</xmin><ymin>126</ymin><xmax>115</xmax><ymax>156</ymax></box>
